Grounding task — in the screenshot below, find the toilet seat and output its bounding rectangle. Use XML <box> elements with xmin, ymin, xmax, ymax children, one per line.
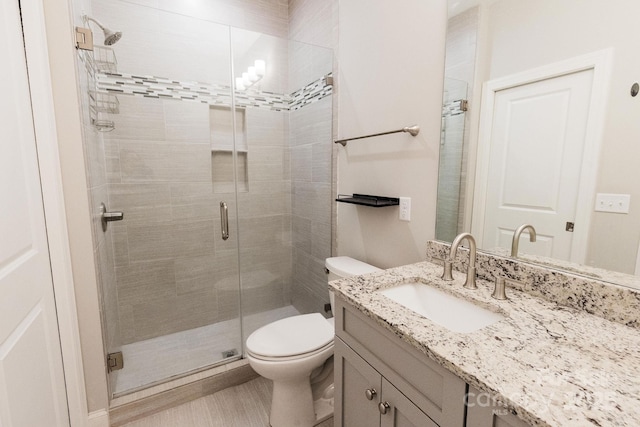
<box><xmin>247</xmin><ymin>340</ymin><xmax>334</xmax><ymax>362</ymax></box>
<box><xmin>246</xmin><ymin>313</ymin><xmax>334</xmax><ymax>358</ymax></box>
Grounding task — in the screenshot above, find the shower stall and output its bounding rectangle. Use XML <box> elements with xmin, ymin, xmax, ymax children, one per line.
<box><xmin>435</xmin><ymin>77</ymin><xmax>468</xmax><ymax>242</ymax></box>
<box><xmin>435</xmin><ymin>5</ymin><xmax>478</xmax><ymax>243</ymax></box>
<box><xmin>73</xmin><ymin>0</ymin><xmax>333</xmax><ymax>397</ymax></box>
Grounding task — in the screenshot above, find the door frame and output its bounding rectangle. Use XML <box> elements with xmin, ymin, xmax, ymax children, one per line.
<box><xmin>20</xmin><ymin>0</ymin><xmax>89</xmax><ymax>425</ymax></box>
<box><xmin>471</xmin><ymin>49</ymin><xmax>612</xmax><ymax>264</ymax></box>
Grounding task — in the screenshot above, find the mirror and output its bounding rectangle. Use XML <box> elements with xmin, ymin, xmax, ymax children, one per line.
<box><xmin>436</xmin><ymin>0</ymin><xmax>640</xmax><ymax>287</ymax></box>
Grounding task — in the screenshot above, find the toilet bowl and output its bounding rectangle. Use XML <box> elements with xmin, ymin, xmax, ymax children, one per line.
<box><xmin>245</xmin><ymin>257</ymin><xmax>381</xmax><ymax>427</ymax></box>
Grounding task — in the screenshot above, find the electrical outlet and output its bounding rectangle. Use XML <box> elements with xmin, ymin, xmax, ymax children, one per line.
<box><xmin>399</xmin><ymin>197</ymin><xmax>411</xmax><ymax>221</ymax></box>
<box><xmin>595</xmin><ymin>193</ymin><xmax>630</xmax><ymax>214</ymax></box>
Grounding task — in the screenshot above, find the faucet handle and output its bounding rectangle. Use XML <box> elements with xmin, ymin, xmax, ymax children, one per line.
<box><xmin>492</xmin><ymin>277</ymin><xmax>508</xmax><ymax>300</ymax></box>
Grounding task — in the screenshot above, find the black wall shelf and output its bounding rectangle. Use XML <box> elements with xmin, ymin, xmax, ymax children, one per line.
<box><xmin>336</xmin><ymin>194</ymin><xmax>399</xmax><ymax>207</ymax></box>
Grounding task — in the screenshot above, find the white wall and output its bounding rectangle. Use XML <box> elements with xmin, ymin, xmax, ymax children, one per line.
<box><xmin>336</xmin><ymin>0</ymin><xmax>448</xmax><ymax>268</ymax></box>
<box><xmin>289</xmin><ymin>0</ymin><xmax>335</xmax><ymax>48</ymax></box>
<box><xmin>475</xmin><ymin>0</ymin><xmax>640</xmax><ymax>273</ymax></box>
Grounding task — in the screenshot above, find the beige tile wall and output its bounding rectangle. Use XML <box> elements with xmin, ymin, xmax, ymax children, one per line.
<box><xmin>110</xmin><ymin>0</ymin><xmax>290</xmax><ymax>40</ymax></box>
<box><xmin>288</xmin><ymin>0</ymin><xmax>336</xmax><ymax>315</ymax></box>
<box><xmin>105</xmin><ymin>96</ymin><xmax>217</xmax><ymax>343</ymax></box>
<box><xmin>105</xmin><ymin>95</ymin><xmax>292</xmax><ymax>344</ymax></box>
<box><xmin>92</xmin><ymin>0</ymin><xmax>233</xmax><ymax>84</ymax></box>
<box><xmin>289</xmin><ymin>96</ymin><xmax>332</xmax><ymax>315</ymax></box>
<box><xmin>238</xmin><ymin>108</ymin><xmax>292</xmax><ymax>317</ymax></box>
<box><xmin>288</xmin><ymin>0</ymin><xmax>334</xmax><ymax>48</ymax></box>
<box><xmin>436</xmin><ymin>109</ymin><xmax>466</xmax><ymax>242</ymax></box>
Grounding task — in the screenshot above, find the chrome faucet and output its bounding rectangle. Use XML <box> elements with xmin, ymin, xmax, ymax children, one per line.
<box><xmin>441</xmin><ymin>232</ymin><xmax>478</xmax><ymax>290</ymax></box>
<box><xmin>511</xmin><ymin>224</ymin><xmax>537</xmax><ymax>257</ymax></box>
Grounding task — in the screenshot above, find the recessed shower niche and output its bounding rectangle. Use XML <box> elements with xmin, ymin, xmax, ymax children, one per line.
<box><xmin>210</xmin><ymin>106</ymin><xmax>248</xmax><ymax>193</ymax></box>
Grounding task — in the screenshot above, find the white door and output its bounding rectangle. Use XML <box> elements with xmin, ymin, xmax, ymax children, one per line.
<box><xmin>0</xmin><ymin>1</ymin><xmax>70</xmax><ymax>426</ymax></box>
<box><xmin>481</xmin><ymin>69</ymin><xmax>594</xmax><ymax>259</ymax></box>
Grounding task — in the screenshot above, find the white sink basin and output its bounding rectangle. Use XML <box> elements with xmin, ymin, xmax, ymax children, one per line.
<box><xmin>378</xmin><ymin>282</ymin><xmax>504</xmax><ymax>333</ymax></box>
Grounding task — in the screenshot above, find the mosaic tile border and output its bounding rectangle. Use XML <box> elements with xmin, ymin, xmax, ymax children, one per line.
<box><xmin>96</xmin><ymin>72</ymin><xmax>332</xmax><ymax>112</ymax></box>
<box><xmin>289</xmin><ymin>77</ymin><xmax>333</xmax><ymax>111</ymax></box>
<box><xmin>442</xmin><ymin>99</ymin><xmax>466</xmax><ymax>118</ymax></box>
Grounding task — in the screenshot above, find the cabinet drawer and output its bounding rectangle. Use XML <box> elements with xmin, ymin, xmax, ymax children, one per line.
<box><xmin>336</xmin><ymin>297</ymin><xmax>466</xmax><ymax>427</ymax></box>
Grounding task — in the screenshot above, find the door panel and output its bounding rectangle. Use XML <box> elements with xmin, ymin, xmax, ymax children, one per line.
<box><xmin>335</xmin><ymin>339</ymin><xmax>381</xmax><ymax>427</ymax></box>
<box><xmin>0</xmin><ymin>1</ymin><xmax>69</xmax><ymax>425</ymax></box>
<box><xmin>482</xmin><ymin>69</ymin><xmax>594</xmax><ymax>260</ymax></box>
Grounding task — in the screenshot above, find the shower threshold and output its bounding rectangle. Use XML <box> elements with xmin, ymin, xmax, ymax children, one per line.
<box><xmin>111</xmin><ymin>305</ymin><xmax>299</xmax><ymax>396</ymax></box>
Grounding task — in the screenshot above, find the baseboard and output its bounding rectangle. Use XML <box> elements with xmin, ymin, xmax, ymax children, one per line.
<box><xmin>87</xmin><ymin>409</ymin><xmax>109</xmax><ymax>427</ymax></box>
<box><xmin>109</xmin><ymin>360</ymin><xmax>258</xmax><ymax>426</ymax></box>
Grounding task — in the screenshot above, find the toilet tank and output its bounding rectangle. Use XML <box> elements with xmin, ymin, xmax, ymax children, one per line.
<box><xmin>325</xmin><ymin>257</ymin><xmax>381</xmax><ymax>313</ymax></box>
<box><xmin>325</xmin><ymin>256</ymin><xmax>381</xmax><ymax>281</ymax></box>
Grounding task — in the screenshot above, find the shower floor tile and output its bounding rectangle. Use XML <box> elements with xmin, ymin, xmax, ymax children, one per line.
<box><xmin>112</xmin><ymin>306</ymin><xmax>300</xmax><ymax>395</ymax></box>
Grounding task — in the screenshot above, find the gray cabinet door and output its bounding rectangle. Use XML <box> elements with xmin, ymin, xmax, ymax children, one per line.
<box><xmin>380</xmin><ymin>378</ymin><xmax>439</xmax><ymax>427</ymax></box>
<box><xmin>337</xmin><ymin>337</ymin><xmax>441</xmax><ymax>427</ymax></box>
<box><xmin>335</xmin><ymin>338</ymin><xmax>381</xmax><ymax>427</ymax></box>
<box><xmin>466</xmin><ymin>386</ymin><xmax>530</xmax><ymax>427</ymax></box>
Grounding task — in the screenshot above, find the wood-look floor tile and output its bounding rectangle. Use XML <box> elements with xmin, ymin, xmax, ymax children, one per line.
<box><xmin>119</xmin><ymin>376</ymin><xmax>334</xmax><ymax>427</ymax></box>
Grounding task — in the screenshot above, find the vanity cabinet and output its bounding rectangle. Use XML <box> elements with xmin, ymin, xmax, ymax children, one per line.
<box><xmin>465</xmin><ymin>386</ymin><xmax>530</xmax><ymax>427</ymax></box>
<box><xmin>336</xmin><ymin>339</ymin><xmax>438</xmax><ymax>427</ymax></box>
<box><xmin>334</xmin><ymin>298</ymin><xmax>467</xmax><ymax>427</ymax></box>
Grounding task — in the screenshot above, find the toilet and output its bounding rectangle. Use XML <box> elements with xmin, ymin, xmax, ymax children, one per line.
<box><xmin>245</xmin><ymin>257</ymin><xmax>381</xmax><ymax>427</ymax></box>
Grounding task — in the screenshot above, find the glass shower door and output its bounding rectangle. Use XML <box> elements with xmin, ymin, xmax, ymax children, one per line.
<box><xmin>229</xmin><ymin>28</ymin><xmax>334</xmax><ymax>347</ymax></box>
<box><xmin>83</xmin><ymin>2</ymin><xmax>244</xmax><ymax>396</ymax></box>
<box><xmin>228</xmin><ymin>28</ymin><xmax>296</xmax><ymax>347</ymax></box>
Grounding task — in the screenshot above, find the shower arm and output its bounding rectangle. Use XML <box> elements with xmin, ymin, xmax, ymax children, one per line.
<box><xmin>84</xmin><ymin>16</ymin><xmax>107</xmax><ymax>32</ymax></box>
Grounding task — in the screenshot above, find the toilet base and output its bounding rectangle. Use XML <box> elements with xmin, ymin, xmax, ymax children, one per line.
<box><xmin>269</xmin><ymin>377</ymin><xmax>315</xmax><ymax>427</ymax></box>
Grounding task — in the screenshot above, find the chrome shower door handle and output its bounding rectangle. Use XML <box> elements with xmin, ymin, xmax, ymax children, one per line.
<box><xmin>220</xmin><ymin>201</ymin><xmax>229</xmax><ymax>241</ymax></box>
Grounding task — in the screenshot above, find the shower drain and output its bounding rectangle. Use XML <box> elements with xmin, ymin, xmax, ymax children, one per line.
<box><xmin>222</xmin><ymin>349</ymin><xmax>238</xmax><ymax>358</ymax></box>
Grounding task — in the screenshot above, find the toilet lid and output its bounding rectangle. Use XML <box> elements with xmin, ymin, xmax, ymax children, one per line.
<box><xmin>325</xmin><ymin>256</ymin><xmax>382</xmax><ymax>277</ymax></box>
<box><xmin>246</xmin><ymin>313</ymin><xmax>334</xmax><ymax>358</ymax></box>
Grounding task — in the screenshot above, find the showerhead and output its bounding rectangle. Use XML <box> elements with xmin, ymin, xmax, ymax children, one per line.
<box><xmin>84</xmin><ymin>16</ymin><xmax>122</xmax><ymax>46</ymax></box>
<box><xmin>103</xmin><ymin>29</ymin><xmax>122</xmax><ymax>46</ymax></box>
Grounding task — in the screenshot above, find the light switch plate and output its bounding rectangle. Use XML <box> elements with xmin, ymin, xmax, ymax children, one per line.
<box><xmin>399</xmin><ymin>197</ymin><xmax>411</xmax><ymax>221</ymax></box>
<box><xmin>594</xmin><ymin>193</ymin><xmax>630</xmax><ymax>214</ymax></box>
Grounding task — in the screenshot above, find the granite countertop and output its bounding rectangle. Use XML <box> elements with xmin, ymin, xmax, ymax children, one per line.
<box><xmin>329</xmin><ymin>261</ymin><xmax>640</xmax><ymax>427</ymax></box>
